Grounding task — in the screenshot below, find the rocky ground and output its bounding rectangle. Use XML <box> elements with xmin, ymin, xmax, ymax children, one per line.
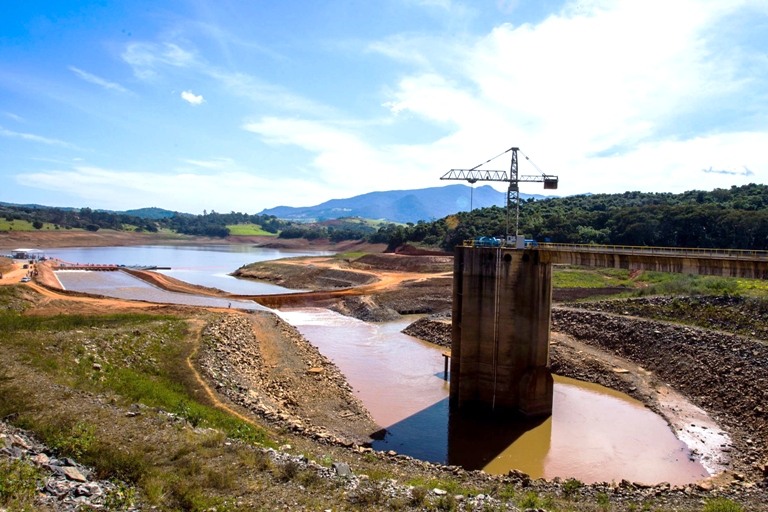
<box><xmin>198</xmin><ymin>253</ymin><xmax>768</xmax><ymax>508</ymax></box>
<box><xmin>197</xmin><ymin>312</ymin><xmax>379</xmax><ymax>446</ymax></box>
<box><xmin>1</xmin><ymin>422</ymin><xmax>132</xmax><ymax>511</ymax></box>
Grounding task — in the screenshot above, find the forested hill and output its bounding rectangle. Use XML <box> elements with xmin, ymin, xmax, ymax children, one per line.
<box><xmin>376</xmin><ymin>183</ymin><xmax>768</xmax><ymax>251</ymax></box>
<box><xmin>3</xmin><ymin>184</ymin><xmax>768</xmax><ymax>251</ymax></box>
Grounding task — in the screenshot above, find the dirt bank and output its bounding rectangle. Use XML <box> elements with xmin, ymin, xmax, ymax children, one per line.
<box><xmin>198</xmin><ymin>312</ymin><xmax>380</xmax><ymax>446</ymax></box>
<box><xmin>0</xmin><ymin>229</ymin><xmax>220</xmax><ymax>250</ymax></box>
<box><xmin>0</xmin><ymin>230</ymin><xmax>387</xmax><ymax>252</ymax></box>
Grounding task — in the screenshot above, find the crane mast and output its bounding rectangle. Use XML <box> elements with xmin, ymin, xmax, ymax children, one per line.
<box><xmin>440</xmin><ymin>147</ymin><xmax>558</xmax><ymax>248</ymax></box>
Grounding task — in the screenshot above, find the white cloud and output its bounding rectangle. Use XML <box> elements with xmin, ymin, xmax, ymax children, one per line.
<box><xmin>181</xmin><ymin>90</ymin><xmax>205</xmax><ymax>105</ymax></box>
<box><xmin>69</xmin><ymin>66</ymin><xmax>131</xmax><ymax>94</ymax></box>
<box><xmin>182</xmin><ymin>157</ymin><xmax>234</xmax><ymax>170</ymax></box>
<box><xmin>14</xmin><ymin>164</ymin><xmax>343</xmax><ymax>213</ymax></box>
<box><xmin>122</xmin><ymin>42</ymin><xmax>197</xmax><ymax>80</ymax></box>
<box><xmin>0</xmin><ymin>125</ymin><xmax>79</xmax><ymax>149</ymax></box>
<box><xmin>2</xmin><ymin>112</ymin><xmax>25</xmax><ymax>123</ymax></box>
<box><xmin>364</xmin><ymin>0</ymin><xmax>766</xmax><ymax>196</ymax></box>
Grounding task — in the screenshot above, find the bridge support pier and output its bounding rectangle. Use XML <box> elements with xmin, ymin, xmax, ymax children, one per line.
<box><xmin>450</xmin><ymin>246</ymin><xmax>553</xmax><ymax>417</ymax></box>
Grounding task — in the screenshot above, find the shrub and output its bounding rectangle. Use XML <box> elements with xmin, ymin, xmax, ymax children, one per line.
<box><xmin>562</xmin><ymin>477</ymin><xmax>583</xmax><ymax>499</ymax></box>
<box><xmin>703</xmin><ymin>497</ymin><xmax>744</xmax><ymax>512</ymax></box>
<box><xmin>0</xmin><ymin>458</ymin><xmax>43</xmax><ymax>507</ymax></box>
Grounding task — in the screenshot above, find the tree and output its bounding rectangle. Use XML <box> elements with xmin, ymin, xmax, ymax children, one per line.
<box><xmin>32</xmin><ymin>220</ymin><xmax>43</xmax><ymax>230</ymax></box>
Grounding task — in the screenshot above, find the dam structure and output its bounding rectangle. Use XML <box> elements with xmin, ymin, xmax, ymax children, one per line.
<box><xmin>449</xmin><ymin>242</ymin><xmax>768</xmax><ymax>418</ymax></box>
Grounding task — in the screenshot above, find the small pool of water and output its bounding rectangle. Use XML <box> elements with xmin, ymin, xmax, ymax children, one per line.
<box><xmin>55</xmin><ymin>270</ymin><xmax>267</xmax><ymax>311</ymax></box>
<box><xmin>279</xmin><ymin>307</ymin><xmax>710</xmax><ymax>485</ymax></box>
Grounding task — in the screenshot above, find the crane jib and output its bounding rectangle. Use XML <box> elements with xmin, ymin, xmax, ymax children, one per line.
<box><xmin>439</xmin><ymin>146</ymin><xmax>560</xmax><ymax>242</ymax></box>
<box><xmin>440</xmin><ymin>169</ymin><xmax>558</xmax><ymax>187</ymax></box>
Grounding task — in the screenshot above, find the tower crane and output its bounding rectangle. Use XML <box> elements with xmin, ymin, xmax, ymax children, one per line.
<box><xmin>440</xmin><ymin>147</ymin><xmax>558</xmax><ymax>248</ymax></box>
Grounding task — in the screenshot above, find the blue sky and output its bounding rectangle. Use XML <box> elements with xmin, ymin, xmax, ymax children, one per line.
<box><xmin>1</xmin><ymin>0</ymin><xmax>767</xmax><ymax>214</ymax></box>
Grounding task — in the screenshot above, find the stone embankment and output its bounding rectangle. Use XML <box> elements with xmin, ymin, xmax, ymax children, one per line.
<box><xmin>194</xmin><ymin>311</ymin><xmax>768</xmax><ymax>510</ymax></box>
<box><xmin>402</xmin><ymin>312</ymin><xmax>452</xmax><ymax>347</ymax></box>
<box><xmin>197</xmin><ymin>312</ymin><xmax>379</xmax><ymax>446</ymax></box>
<box><xmin>1</xmin><ymin>422</ymin><xmax>134</xmax><ymax>511</ymax></box>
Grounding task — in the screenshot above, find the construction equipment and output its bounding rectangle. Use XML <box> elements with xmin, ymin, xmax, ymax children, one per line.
<box><xmin>440</xmin><ymin>147</ymin><xmax>558</xmax><ymax>248</ymax></box>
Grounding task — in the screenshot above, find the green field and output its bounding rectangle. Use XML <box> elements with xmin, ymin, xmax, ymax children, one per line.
<box><xmin>226</xmin><ymin>223</ymin><xmax>276</xmax><ymax>236</ymax></box>
<box><xmin>552</xmin><ymin>266</ymin><xmax>635</xmax><ymax>289</ymax></box>
<box><xmin>553</xmin><ymin>265</ymin><xmax>768</xmax><ymax>298</ymax></box>
<box><xmin>0</xmin><ymin>219</ymin><xmax>57</xmax><ymax>231</ymax></box>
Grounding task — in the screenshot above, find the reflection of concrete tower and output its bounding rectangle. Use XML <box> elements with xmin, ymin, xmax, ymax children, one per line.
<box><xmin>449</xmin><ymin>245</ymin><xmax>554</xmax><ymax>417</ymax></box>
<box><xmin>447</xmin><ymin>405</ymin><xmax>551</xmax><ymax>474</ymax></box>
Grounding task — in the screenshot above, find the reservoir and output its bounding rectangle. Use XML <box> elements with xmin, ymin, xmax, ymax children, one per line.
<box><xmin>45</xmin><ymin>245</ymin><xmax>330</xmax><ymax>295</ymax></box>
<box><xmin>49</xmin><ymin>245</ymin><xmax>715</xmax><ymax>485</ymax></box>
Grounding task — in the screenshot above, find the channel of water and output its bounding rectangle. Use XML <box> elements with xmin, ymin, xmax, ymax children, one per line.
<box><xmin>47</xmin><ymin>245</ymin><xmax>715</xmax><ymax>485</ymax></box>
<box><xmin>45</xmin><ymin>245</ymin><xmax>331</xmax><ymax>295</ymax></box>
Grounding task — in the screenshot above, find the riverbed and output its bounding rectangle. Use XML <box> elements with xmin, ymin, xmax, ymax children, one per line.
<box><xmin>49</xmin><ymin>244</ymin><xmax>715</xmax><ymax>485</ymax></box>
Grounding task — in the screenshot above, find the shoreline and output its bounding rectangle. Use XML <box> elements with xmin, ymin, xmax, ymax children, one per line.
<box><xmin>0</xmin><ymin>229</ymin><xmax>386</xmax><ymax>252</ymax></box>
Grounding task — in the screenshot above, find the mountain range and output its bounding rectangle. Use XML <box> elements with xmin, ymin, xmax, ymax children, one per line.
<box><xmin>259</xmin><ymin>184</ymin><xmax>550</xmax><ymax>224</ymax></box>
<box><xmin>3</xmin><ymin>184</ymin><xmax>553</xmax><ymax>224</ymax></box>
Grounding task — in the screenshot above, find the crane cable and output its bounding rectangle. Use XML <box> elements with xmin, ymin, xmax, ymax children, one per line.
<box><xmin>518</xmin><ymin>149</ymin><xmax>547</xmax><ymax>177</ymax></box>
<box><xmin>467</xmin><ymin>147</ymin><xmax>514</xmax><ymax>172</ymax></box>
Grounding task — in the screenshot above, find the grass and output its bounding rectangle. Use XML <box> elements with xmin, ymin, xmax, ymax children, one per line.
<box><xmin>0</xmin><ymin>219</ymin><xmax>54</xmax><ymax>231</ymax></box>
<box><xmin>0</xmin><ymin>303</ymin><xmax>280</xmax><ymax>508</ymax></box>
<box><xmin>703</xmin><ymin>497</ymin><xmax>744</xmax><ymax>512</ymax></box>
<box><xmin>554</xmin><ymin>264</ymin><xmax>768</xmax><ymax>300</ymax></box>
<box><xmin>226</xmin><ymin>223</ymin><xmax>276</xmax><ymax>236</ymax></box>
<box><xmin>553</xmin><ymin>266</ymin><xmax>636</xmax><ymax>288</ymax></box>
<box><xmin>335</xmin><ymin>251</ymin><xmax>368</xmax><ymax>260</ymax></box>
<box><xmin>0</xmin><ymin>458</ymin><xmax>43</xmax><ymax>510</ymax></box>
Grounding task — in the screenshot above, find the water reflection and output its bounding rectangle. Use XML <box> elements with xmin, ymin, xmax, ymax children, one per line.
<box><xmin>448</xmin><ymin>408</ymin><xmax>550</xmax><ymax>475</ymax></box>
<box><xmin>46</xmin><ymin>250</ymin><xmax>713</xmax><ymax>485</ymax></box>
<box><xmin>281</xmin><ymin>308</ymin><xmax>709</xmax><ymax>484</ymax></box>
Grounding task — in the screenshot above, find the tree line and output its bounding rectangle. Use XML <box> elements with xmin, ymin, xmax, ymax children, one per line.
<box><xmin>371</xmin><ymin>184</ymin><xmax>768</xmax><ymax>251</ymax></box>
<box><xmin>4</xmin><ymin>183</ymin><xmax>768</xmax><ymax>251</ymax></box>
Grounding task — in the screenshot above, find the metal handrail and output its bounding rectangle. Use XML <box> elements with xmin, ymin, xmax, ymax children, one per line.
<box><xmin>461</xmin><ymin>240</ymin><xmax>768</xmax><ymax>260</ymax></box>
<box><xmin>537</xmin><ymin>243</ymin><xmax>768</xmax><ymax>260</ymax></box>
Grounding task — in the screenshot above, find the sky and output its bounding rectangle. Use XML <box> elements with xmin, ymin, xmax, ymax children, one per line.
<box><xmin>1</xmin><ymin>0</ymin><xmax>767</xmax><ymax>214</ymax></box>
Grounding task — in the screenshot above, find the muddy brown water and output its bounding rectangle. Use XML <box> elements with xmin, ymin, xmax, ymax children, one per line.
<box><xmin>278</xmin><ymin>307</ymin><xmax>711</xmax><ymax>485</ymax></box>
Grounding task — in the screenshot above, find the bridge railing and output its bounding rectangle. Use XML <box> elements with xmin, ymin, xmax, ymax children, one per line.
<box><xmin>536</xmin><ymin>243</ymin><xmax>768</xmax><ymax>260</ymax></box>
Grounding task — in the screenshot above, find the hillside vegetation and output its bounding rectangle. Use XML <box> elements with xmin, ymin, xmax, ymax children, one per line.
<box><xmin>4</xmin><ymin>184</ymin><xmax>768</xmax><ymax>251</ymax></box>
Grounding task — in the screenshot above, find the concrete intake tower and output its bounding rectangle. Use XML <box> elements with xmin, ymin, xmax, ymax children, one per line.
<box><xmin>450</xmin><ymin>245</ymin><xmax>554</xmax><ymax>417</ymax></box>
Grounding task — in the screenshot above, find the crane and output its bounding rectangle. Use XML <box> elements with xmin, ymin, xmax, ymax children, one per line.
<box><xmin>440</xmin><ymin>146</ymin><xmax>558</xmax><ymax>248</ymax></box>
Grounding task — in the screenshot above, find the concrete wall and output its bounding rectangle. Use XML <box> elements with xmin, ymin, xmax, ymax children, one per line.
<box><xmin>451</xmin><ymin>246</ymin><xmax>554</xmax><ymax>417</ymax></box>
<box><xmin>546</xmin><ymin>250</ymin><xmax>768</xmax><ymax>279</ymax></box>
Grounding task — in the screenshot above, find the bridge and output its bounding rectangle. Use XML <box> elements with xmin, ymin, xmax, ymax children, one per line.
<box><xmin>449</xmin><ymin>243</ymin><xmax>768</xmax><ymax>418</ymax></box>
